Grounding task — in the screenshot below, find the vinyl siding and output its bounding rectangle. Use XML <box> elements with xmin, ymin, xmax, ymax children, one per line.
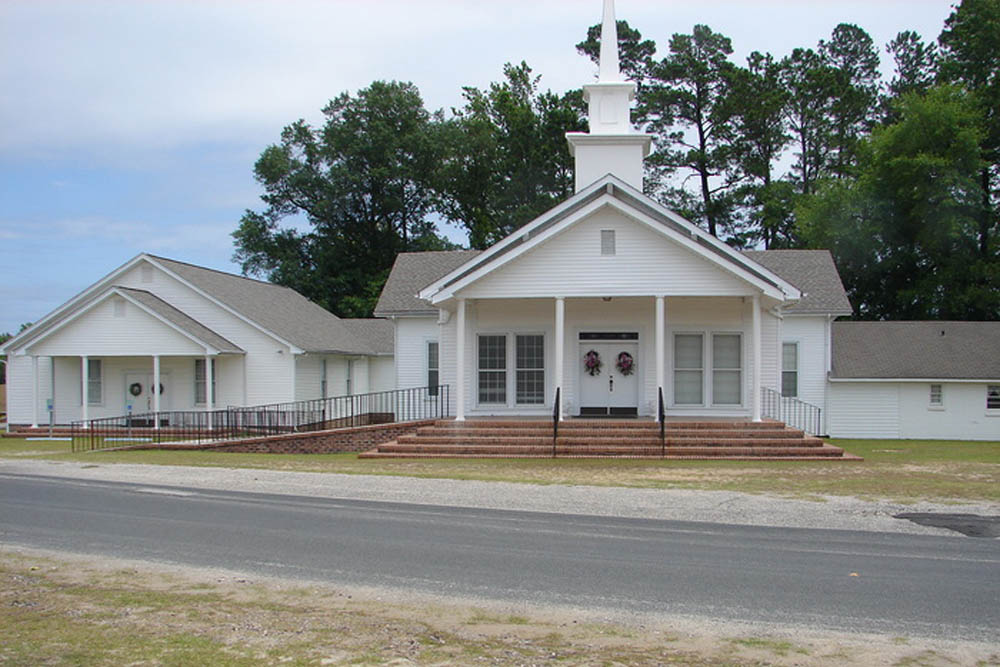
<box><xmin>827</xmin><ymin>382</ymin><xmax>901</xmax><ymax>438</ymax></box>
<box><xmin>897</xmin><ymin>383</ymin><xmax>997</xmax><ymax>440</ymax></box>
<box><xmin>782</xmin><ymin>316</ymin><xmax>829</xmax><ymax>425</ymax></box>
<box><xmin>395</xmin><ymin>318</ymin><xmax>439</xmax><ymax>391</ymax></box>
<box><xmin>370</xmin><ymin>357</ymin><xmax>395</xmax><ymax>392</ymax></box>
<box><xmin>458</xmin><ymin>208</ymin><xmax>754</xmax><ymax>299</ymax></box>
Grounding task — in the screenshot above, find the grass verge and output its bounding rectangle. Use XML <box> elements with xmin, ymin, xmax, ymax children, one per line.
<box><xmin>3</xmin><ymin>548</ymin><xmax>994</xmax><ymax>666</ymax></box>
<box><xmin>2</xmin><ymin>436</ymin><xmax>998</xmax><ymax>503</ymax></box>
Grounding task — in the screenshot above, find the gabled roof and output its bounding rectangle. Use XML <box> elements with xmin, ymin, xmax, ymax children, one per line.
<box><xmin>148</xmin><ymin>255</ymin><xmax>375</xmax><ymax>355</ymax></box>
<box><xmin>743</xmin><ymin>250</ymin><xmax>852</xmax><ymax>315</ymax></box>
<box><xmin>116</xmin><ymin>287</ymin><xmax>243</xmax><ymax>354</ymax></box>
<box><xmin>417</xmin><ymin>175</ymin><xmax>801</xmax><ymax>305</ymax></box>
<box><xmin>832</xmin><ymin>321</ymin><xmax>1000</xmax><ymax>380</ymax></box>
<box><xmin>2</xmin><ymin>253</ymin><xmax>381</xmax><ymax>357</ymax></box>
<box><xmin>341</xmin><ymin>319</ymin><xmax>395</xmax><ymax>355</ymax></box>
<box><xmin>374</xmin><ymin>250</ymin><xmax>481</xmax><ymax>317</ymax></box>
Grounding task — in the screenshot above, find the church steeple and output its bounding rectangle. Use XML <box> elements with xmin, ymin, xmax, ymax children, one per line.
<box><xmin>566</xmin><ymin>0</ymin><xmax>652</xmax><ymax>192</ymax></box>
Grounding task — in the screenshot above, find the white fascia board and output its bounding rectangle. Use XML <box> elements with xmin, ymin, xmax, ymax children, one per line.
<box><xmin>828</xmin><ymin>377</ymin><xmax>999</xmax><ymax>383</ymax></box>
<box><xmin>418</xmin><ymin>178</ymin><xmax>612</xmax><ymax>301</ymax></box>
<box><xmin>17</xmin><ymin>288</ymin><xmax>223</xmax><ymax>356</ymax></box>
<box><xmin>432</xmin><ymin>194</ymin><xmax>790</xmax><ymax>303</ymax></box>
<box><xmin>3</xmin><ymin>253</ymin><xmax>149</xmax><ymax>353</ymax></box>
<box><xmin>144</xmin><ymin>256</ymin><xmax>304</xmax><ymax>354</ymax></box>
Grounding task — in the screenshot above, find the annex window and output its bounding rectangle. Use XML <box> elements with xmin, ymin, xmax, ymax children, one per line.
<box><xmin>477</xmin><ymin>335</ymin><xmax>507</xmax><ymax>404</ymax></box>
<box><xmin>988</xmin><ymin>385</ymin><xmax>1000</xmax><ymax>410</ymax></box>
<box><xmin>194</xmin><ymin>358</ymin><xmax>217</xmax><ymax>405</ymax></box>
<box><xmin>321</xmin><ymin>358</ymin><xmax>328</xmax><ymax>399</ymax></box>
<box><xmin>929</xmin><ymin>383</ymin><xmax>943</xmax><ymax>407</ymax></box>
<box><xmin>712</xmin><ymin>334</ymin><xmax>742</xmax><ymax>405</ymax></box>
<box><xmin>674</xmin><ymin>334</ymin><xmax>703</xmax><ymax>405</ymax></box>
<box><xmin>601</xmin><ymin>229</ymin><xmax>616</xmax><ymax>256</ymax></box>
<box><xmin>427</xmin><ymin>341</ymin><xmax>439</xmax><ymax>397</ymax></box>
<box><xmin>515</xmin><ymin>334</ymin><xmax>545</xmax><ymax>405</ymax></box>
<box><xmin>782</xmin><ymin>342</ymin><xmax>798</xmax><ymax>397</ymax></box>
<box><xmin>86</xmin><ymin>359</ymin><xmax>102</xmax><ymax>405</ymax></box>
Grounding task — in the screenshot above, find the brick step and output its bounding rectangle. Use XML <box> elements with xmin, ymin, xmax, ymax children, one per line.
<box><xmin>430</xmin><ymin>419</ymin><xmax>786</xmax><ymax>430</ymax></box>
<box><xmin>396</xmin><ymin>435</ymin><xmax>825</xmax><ymax>448</ymax></box>
<box><xmin>415</xmin><ymin>426</ymin><xmax>804</xmax><ymax>439</ymax></box>
<box><xmin>362</xmin><ymin>444</ymin><xmax>848</xmax><ymax>458</ymax></box>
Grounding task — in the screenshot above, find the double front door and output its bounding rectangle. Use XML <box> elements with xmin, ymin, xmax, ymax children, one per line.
<box><xmin>578</xmin><ymin>334</ymin><xmax>639</xmax><ymax>417</ymax></box>
<box><xmin>124</xmin><ymin>372</ymin><xmax>170</xmax><ymax>415</ymax></box>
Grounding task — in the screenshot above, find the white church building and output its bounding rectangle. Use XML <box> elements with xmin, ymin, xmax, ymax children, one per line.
<box><xmin>3</xmin><ymin>1</ymin><xmax>998</xmax><ymax>441</ymax></box>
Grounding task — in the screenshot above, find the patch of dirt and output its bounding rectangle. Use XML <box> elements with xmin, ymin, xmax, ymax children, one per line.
<box><xmin>3</xmin><ymin>546</ymin><xmax>997</xmax><ymax>666</ymax></box>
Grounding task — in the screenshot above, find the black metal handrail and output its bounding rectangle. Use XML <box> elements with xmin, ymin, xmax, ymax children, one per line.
<box><xmin>760</xmin><ymin>387</ymin><xmax>822</xmax><ymax>435</ymax></box>
<box><xmin>658</xmin><ymin>387</ymin><xmax>666</xmax><ymax>457</ymax></box>
<box><xmin>552</xmin><ymin>387</ymin><xmax>560</xmax><ymax>458</ymax></box>
<box><xmin>71</xmin><ymin>385</ymin><xmax>450</xmax><ymax>452</ymax></box>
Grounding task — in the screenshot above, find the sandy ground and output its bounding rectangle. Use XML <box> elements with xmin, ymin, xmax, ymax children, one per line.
<box><xmin>3</xmin><ymin>458</ymin><xmax>999</xmax><ymax>537</ymax></box>
<box><xmin>4</xmin><ymin>544</ymin><xmax>999</xmax><ymax>666</ymax></box>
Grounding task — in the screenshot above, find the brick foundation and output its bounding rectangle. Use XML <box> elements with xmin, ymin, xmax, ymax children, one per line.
<box><xmin>188</xmin><ymin>420</ymin><xmax>435</xmax><ymax>454</ymax></box>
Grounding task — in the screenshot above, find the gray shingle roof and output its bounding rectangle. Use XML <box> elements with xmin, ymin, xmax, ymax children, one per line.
<box><xmin>116</xmin><ymin>287</ymin><xmax>244</xmax><ymax>353</ymax></box>
<box><xmin>341</xmin><ymin>319</ymin><xmax>394</xmax><ymax>355</ymax></box>
<box><xmin>374</xmin><ymin>250</ymin><xmax>481</xmax><ymax>316</ymax></box>
<box><xmin>150</xmin><ymin>255</ymin><xmax>376</xmax><ymax>355</ymax></box>
<box><xmin>832</xmin><ymin>321</ymin><xmax>1000</xmax><ymax>379</ymax></box>
<box><xmin>742</xmin><ymin>250</ymin><xmax>852</xmax><ymax>315</ymax></box>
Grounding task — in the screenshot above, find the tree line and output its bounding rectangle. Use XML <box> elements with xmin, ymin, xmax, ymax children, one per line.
<box><xmin>233</xmin><ymin>0</ymin><xmax>999</xmax><ymax>321</ymax></box>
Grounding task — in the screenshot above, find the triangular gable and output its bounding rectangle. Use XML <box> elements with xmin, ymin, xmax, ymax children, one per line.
<box><xmin>419</xmin><ymin>174</ymin><xmax>801</xmax><ymax>305</ymax></box>
<box><xmin>22</xmin><ymin>287</ymin><xmax>242</xmax><ymax>357</ymax></box>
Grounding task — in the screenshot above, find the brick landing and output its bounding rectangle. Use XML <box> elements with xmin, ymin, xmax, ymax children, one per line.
<box><xmin>359</xmin><ymin>418</ymin><xmax>862</xmax><ymax>460</ymax></box>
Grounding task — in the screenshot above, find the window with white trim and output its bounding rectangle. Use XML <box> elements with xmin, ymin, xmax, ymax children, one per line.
<box><xmin>194</xmin><ymin>359</ymin><xmax>216</xmax><ymax>405</ymax></box>
<box><xmin>988</xmin><ymin>385</ymin><xmax>1000</xmax><ymax>410</ymax></box>
<box><xmin>477</xmin><ymin>335</ymin><xmax>507</xmax><ymax>404</ymax></box>
<box><xmin>427</xmin><ymin>341</ymin><xmax>439</xmax><ymax>396</ymax></box>
<box><xmin>929</xmin><ymin>383</ymin><xmax>943</xmax><ymax>407</ymax></box>
<box><xmin>86</xmin><ymin>359</ymin><xmax>102</xmax><ymax>405</ymax></box>
<box><xmin>782</xmin><ymin>342</ymin><xmax>798</xmax><ymax>397</ymax></box>
<box><xmin>321</xmin><ymin>358</ymin><xmax>328</xmax><ymax>399</ymax></box>
<box><xmin>674</xmin><ymin>334</ymin><xmax>703</xmax><ymax>405</ymax></box>
<box><xmin>515</xmin><ymin>334</ymin><xmax>545</xmax><ymax>404</ymax></box>
<box><xmin>712</xmin><ymin>333</ymin><xmax>742</xmax><ymax>405</ymax></box>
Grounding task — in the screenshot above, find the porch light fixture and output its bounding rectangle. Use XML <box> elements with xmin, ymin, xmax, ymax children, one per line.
<box><xmin>602</xmin><ymin>297</ymin><xmax>612</xmax><ymax>302</ymax></box>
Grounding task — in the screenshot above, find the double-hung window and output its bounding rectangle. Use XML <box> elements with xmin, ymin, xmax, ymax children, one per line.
<box><xmin>86</xmin><ymin>359</ymin><xmax>102</xmax><ymax>405</ymax></box>
<box><xmin>674</xmin><ymin>334</ymin><xmax>703</xmax><ymax>405</ymax></box>
<box><xmin>427</xmin><ymin>341</ymin><xmax>439</xmax><ymax>396</ymax></box>
<box><xmin>929</xmin><ymin>384</ymin><xmax>943</xmax><ymax>407</ymax></box>
<box><xmin>515</xmin><ymin>335</ymin><xmax>544</xmax><ymax>404</ymax></box>
<box><xmin>782</xmin><ymin>342</ymin><xmax>798</xmax><ymax>397</ymax></box>
<box><xmin>477</xmin><ymin>335</ymin><xmax>507</xmax><ymax>404</ymax></box>
<box><xmin>988</xmin><ymin>385</ymin><xmax>1000</xmax><ymax>410</ymax></box>
<box><xmin>712</xmin><ymin>334</ymin><xmax>742</xmax><ymax>405</ymax></box>
<box><xmin>194</xmin><ymin>359</ymin><xmax>216</xmax><ymax>405</ymax></box>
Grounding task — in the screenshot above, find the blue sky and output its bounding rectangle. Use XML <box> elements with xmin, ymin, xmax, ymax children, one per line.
<box><xmin>0</xmin><ymin>0</ymin><xmax>955</xmax><ymax>334</ymax></box>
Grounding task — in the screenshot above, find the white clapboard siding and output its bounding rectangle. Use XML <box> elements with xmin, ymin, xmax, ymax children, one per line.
<box><xmin>458</xmin><ymin>208</ymin><xmax>753</xmax><ymax>299</ymax></box>
<box><xmin>369</xmin><ymin>357</ymin><xmax>395</xmax><ymax>393</ymax></box>
<box><xmin>782</xmin><ymin>316</ymin><xmax>829</xmax><ymax>415</ymax></box>
<box><xmin>897</xmin><ymin>383</ymin><xmax>999</xmax><ymax>441</ymax></box>
<box><xmin>828</xmin><ymin>382</ymin><xmax>901</xmax><ymax>438</ymax></box>
<box><xmin>395</xmin><ymin>318</ymin><xmax>440</xmax><ymax>391</ymax></box>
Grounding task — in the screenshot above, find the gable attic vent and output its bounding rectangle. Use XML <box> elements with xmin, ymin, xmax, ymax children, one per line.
<box><xmin>601</xmin><ymin>229</ymin><xmax>616</xmax><ymax>256</ymax></box>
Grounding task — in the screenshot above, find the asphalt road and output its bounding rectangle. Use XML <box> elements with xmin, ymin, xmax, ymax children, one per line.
<box><xmin>2</xmin><ymin>473</ymin><xmax>998</xmax><ymax>641</ymax></box>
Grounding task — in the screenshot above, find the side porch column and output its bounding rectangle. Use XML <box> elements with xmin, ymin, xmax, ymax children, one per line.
<box><xmin>554</xmin><ymin>297</ymin><xmax>565</xmax><ymax>421</ymax></box>
<box><xmin>654</xmin><ymin>296</ymin><xmax>665</xmax><ymax>420</ymax></box>
<box><xmin>80</xmin><ymin>356</ymin><xmax>89</xmax><ymax>427</ymax></box>
<box><xmin>752</xmin><ymin>294</ymin><xmax>762</xmax><ymax>422</ymax></box>
<box><xmin>455</xmin><ymin>298</ymin><xmax>466</xmax><ymax>421</ymax></box>
<box><xmin>31</xmin><ymin>355</ymin><xmax>39</xmax><ymax>428</ymax></box>
<box><xmin>152</xmin><ymin>355</ymin><xmax>161</xmax><ymax>429</ymax></box>
<box><xmin>204</xmin><ymin>353</ymin><xmax>214</xmax><ymax>430</ymax></box>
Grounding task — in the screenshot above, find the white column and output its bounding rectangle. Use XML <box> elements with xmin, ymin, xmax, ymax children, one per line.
<box><xmin>554</xmin><ymin>297</ymin><xmax>565</xmax><ymax>421</ymax></box>
<box><xmin>80</xmin><ymin>356</ymin><xmax>89</xmax><ymax>427</ymax></box>
<box><xmin>655</xmin><ymin>296</ymin><xmax>665</xmax><ymax>420</ymax></box>
<box><xmin>752</xmin><ymin>293</ymin><xmax>762</xmax><ymax>422</ymax></box>
<box><xmin>204</xmin><ymin>353</ymin><xmax>214</xmax><ymax>430</ymax></box>
<box><xmin>455</xmin><ymin>298</ymin><xmax>466</xmax><ymax>421</ymax></box>
<box><xmin>152</xmin><ymin>355</ymin><xmax>161</xmax><ymax>429</ymax></box>
<box><xmin>31</xmin><ymin>355</ymin><xmax>39</xmax><ymax>428</ymax></box>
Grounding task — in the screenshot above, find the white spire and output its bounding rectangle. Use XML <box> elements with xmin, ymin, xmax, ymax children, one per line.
<box><xmin>598</xmin><ymin>0</ymin><xmax>621</xmax><ymax>82</ymax></box>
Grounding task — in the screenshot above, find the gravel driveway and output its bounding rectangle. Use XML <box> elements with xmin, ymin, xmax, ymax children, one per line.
<box><xmin>3</xmin><ymin>459</ymin><xmax>997</xmax><ymax>537</ymax></box>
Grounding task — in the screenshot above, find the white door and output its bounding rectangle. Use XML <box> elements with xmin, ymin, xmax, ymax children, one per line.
<box><xmin>124</xmin><ymin>373</ymin><xmax>170</xmax><ymax>415</ymax></box>
<box><xmin>579</xmin><ymin>340</ymin><xmax>639</xmax><ymax>416</ymax></box>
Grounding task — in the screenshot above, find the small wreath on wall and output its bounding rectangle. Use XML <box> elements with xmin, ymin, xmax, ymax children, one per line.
<box><xmin>583</xmin><ymin>349</ymin><xmax>603</xmax><ymax>376</ymax></box>
<box><xmin>129</xmin><ymin>382</ymin><xmax>143</xmax><ymax>396</ymax></box>
<box><xmin>616</xmin><ymin>351</ymin><xmax>635</xmax><ymax>376</ymax></box>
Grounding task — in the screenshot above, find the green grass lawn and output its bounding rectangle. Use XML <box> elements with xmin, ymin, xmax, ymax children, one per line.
<box><xmin>3</xmin><ymin>436</ymin><xmax>998</xmax><ymax>503</ymax></box>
